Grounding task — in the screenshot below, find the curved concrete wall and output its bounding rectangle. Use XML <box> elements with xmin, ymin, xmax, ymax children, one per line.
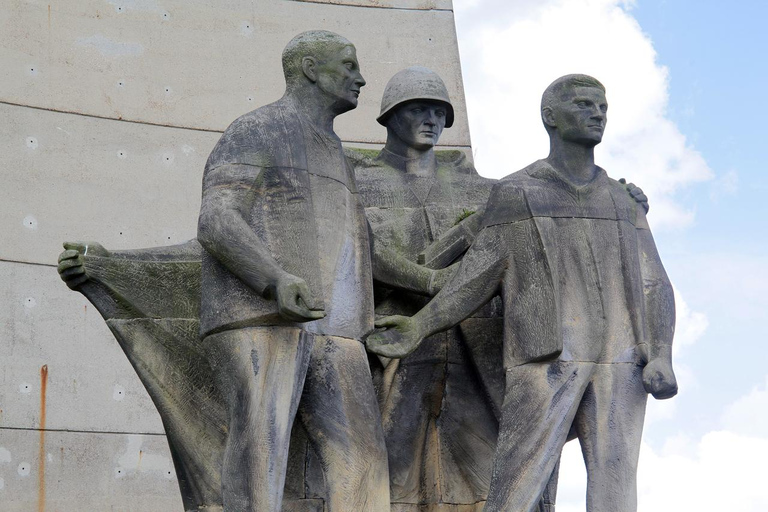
<box><xmin>0</xmin><ymin>0</ymin><xmax>468</xmax><ymax>510</ymax></box>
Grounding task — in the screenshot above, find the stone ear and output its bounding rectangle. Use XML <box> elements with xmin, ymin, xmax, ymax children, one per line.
<box><xmin>301</xmin><ymin>56</ymin><xmax>318</xmax><ymax>82</ymax></box>
<box><xmin>542</xmin><ymin>107</ymin><xmax>556</xmax><ymax>128</ymax></box>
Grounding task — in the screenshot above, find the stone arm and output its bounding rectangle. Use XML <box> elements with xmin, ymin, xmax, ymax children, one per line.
<box><xmin>371</xmin><ymin>233</ymin><xmax>456</xmax><ymax>296</ymax></box>
<box><xmin>636</xmin><ymin>211</ymin><xmax>678</xmax><ymax>399</ymax></box>
<box><xmin>365</xmin><ymin>224</ymin><xmax>508</xmax><ymax>358</ymax></box>
<box><xmin>197</xmin><ymin>164</ymin><xmax>324</xmax><ymax>321</ymax></box>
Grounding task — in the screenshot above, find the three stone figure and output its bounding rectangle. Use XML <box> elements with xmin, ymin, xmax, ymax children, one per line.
<box><xmin>58</xmin><ymin>30</ymin><xmax>674</xmax><ymax>512</ymax></box>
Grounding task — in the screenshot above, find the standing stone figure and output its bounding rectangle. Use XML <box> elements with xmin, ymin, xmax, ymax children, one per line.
<box><xmin>366</xmin><ymin>74</ymin><xmax>677</xmax><ymax>512</ymax></box>
<box><xmin>195</xmin><ymin>30</ymin><xmax>388</xmax><ymax>512</ymax></box>
<box><xmin>348</xmin><ymin>67</ymin><xmax>500</xmax><ymax>510</ymax></box>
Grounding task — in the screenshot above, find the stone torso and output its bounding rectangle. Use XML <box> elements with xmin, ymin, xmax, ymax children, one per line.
<box><xmin>352</xmin><ymin>148</ymin><xmax>495</xmax><ymax>363</ymax></box>
<box><xmin>299</xmin><ymin>115</ymin><xmax>374</xmax><ymax>340</ymax></box>
<box><xmin>484</xmin><ymin>161</ymin><xmax>646</xmax><ymax>367</ymax></box>
<box><xmin>199</xmin><ymin>99</ymin><xmax>373</xmax><ymax>339</ymax></box>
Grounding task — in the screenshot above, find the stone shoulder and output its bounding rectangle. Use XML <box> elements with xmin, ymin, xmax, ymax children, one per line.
<box><xmin>206</xmin><ymin>100</ymin><xmax>288</xmax><ymax>170</ymax></box>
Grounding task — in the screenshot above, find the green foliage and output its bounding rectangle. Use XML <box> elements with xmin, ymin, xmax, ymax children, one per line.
<box><xmin>454</xmin><ymin>208</ymin><xmax>476</xmax><ymax>226</ymax></box>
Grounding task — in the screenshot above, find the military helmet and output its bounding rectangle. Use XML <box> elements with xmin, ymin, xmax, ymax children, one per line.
<box><xmin>377</xmin><ymin>66</ymin><xmax>454</xmax><ymax>128</ymax></box>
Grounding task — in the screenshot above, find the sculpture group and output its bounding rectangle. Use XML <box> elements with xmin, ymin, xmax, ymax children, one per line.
<box><xmin>58</xmin><ymin>30</ymin><xmax>675</xmax><ymax>512</ymax></box>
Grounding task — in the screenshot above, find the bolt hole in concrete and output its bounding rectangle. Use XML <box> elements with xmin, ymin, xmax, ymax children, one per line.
<box><xmin>241</xmin><ymin>21</ymin><xmax>254</xmax><ymax>35</ymax></box>
<box><xmin>26</xmin><ymin>137</ymin><xmax>38</xmax><ymax>149</ymax></box>
<box><xmin>18</xmin><ymin>463</ymin><xmax>30</xmax><ymax>476</ymax></box>
<box><xmin>20</xmin><ymin>383</ymin><xmax>31</xmax><ymax>393</ymax></box>
<box><xmin>25</xmin><ymin>297</ymin><xmax>36</xmax><ymax>308</ymax></box>
<box><xmin>23</xmin><ymin>215</ymin><xmax>38</xmax><ymax>229</ymax></box>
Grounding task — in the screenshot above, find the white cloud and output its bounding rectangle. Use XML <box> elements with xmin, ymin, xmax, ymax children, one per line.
<box><xmin>454</xmin><ymin>0</ymin><xmax>713</xmax><ymax>231</ymax></box>
<box><xmin>555</xmin><ymin>394</ymin><xmax>768</xmax><ymax>512</ymax></box>
<box><xmin>721</xmin><ymin>375</ymin><xmax>768</xmax><ymax>438</ymax></box>
<box><xmin>672</xmin><ymin>285</ymin><xmax>708</xmax><ymax>356</ymax></box>
<box><xmin>710</xmin><ymin>168</ymin><xmax>739</xmax><ymax>201</ymax></box>
<box><xmin>636</xmin><ymin>431</ymin><xmax>768</xmax><ymax>511</ymax></box>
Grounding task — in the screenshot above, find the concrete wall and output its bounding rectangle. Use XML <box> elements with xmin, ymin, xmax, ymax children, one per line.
<box><xmin>0</xmin><ymin>0</ymin><xmax>468</xmax><ymax>510</ymax></box>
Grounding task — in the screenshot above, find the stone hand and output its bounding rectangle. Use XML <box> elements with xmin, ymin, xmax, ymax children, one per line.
<box><xmin>642</xmin><ymin>358</ymin><xmax>678</xmax><ymax>399</ymax></box>
<box><xmin>365</xmin><ymin>316</ymin><xmax>422</xmax><ymax>359</ymax></box>
<box><xmin>275</xmin><ymin>274</ymin><xmax>326</xmax><ymax>322</ymax></box>
<box><xmin>57</xmin><ymin>241</ymin><xmax>110</xmax><ymax>289</ymax></box>
<box><xmin>619</xmin><ymin>178</ymin><xmax>649</xmax><ymax>213</ymax></box>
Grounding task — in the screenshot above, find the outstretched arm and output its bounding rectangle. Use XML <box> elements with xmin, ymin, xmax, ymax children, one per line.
<box><xmin>365</xmin><ymin>224</ymin><xmax>508</xmax><ymax>358</ymax></box>
<box><xmin>371</xmin><ymin>234</ymin><xmax>456</xmax><ymax>296</ymax></box>
<box><xmin>636</xmin><ymin>210</ymin><xmax>677</xmax><ymax>399</ymax></box>
<box><xmin>198</xmin><ymin>164</ymin><xmax>324</xmax><ymax>322</ymax></box>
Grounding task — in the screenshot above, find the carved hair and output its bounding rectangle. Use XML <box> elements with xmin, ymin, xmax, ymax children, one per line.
<box><xmin>282</xmin><ymin>30</ymin><xmax>353</xmax><ymax>88</ymax></box>
<box><xmin>541</xmin><ymin>74</ymin><xmax>605</xmax><ymax>112</ymax></box>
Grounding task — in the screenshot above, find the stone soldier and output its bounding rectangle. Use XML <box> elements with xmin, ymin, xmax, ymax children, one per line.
<box><xmin>366</xmin><ymin>74</ymin><xmax>677</xmax><ymax>512</ymax></box>
<box><xmin>348</xmin><ymin>67</ymin><xmax>500</xmax><ymax>510</ymax></box>
<box><xmin>196</xmin><ymin>30</ymin><xmax>388</xmax><ymax>511</ymax></box>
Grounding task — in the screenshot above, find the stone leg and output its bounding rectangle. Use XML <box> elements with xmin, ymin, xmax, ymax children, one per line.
<box><xmin>379</xmin><ymin>359</ymin><xmax>446</xmax><ymax>504</ymax></box>
<box><xmin>298</xmin><ymin>335</ymin><xmax>390</xmax><ymax>512</ymax></box>
<box><xmin>573</xmin><ymin>363</ymin><xmax>648</xmax><ymax>512</ymax></box>
<box><xmin>485</xmin><ymin>361</ymin><xmax>595</xmax><ymax>512</ymax></box>
<box><xmin>204</xmin><ymin>327</ymin><xmax>314</xmax><ymax>512</ymax></box>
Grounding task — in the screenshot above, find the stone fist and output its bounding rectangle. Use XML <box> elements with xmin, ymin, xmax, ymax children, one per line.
<box><xmin>57</xmin><ymin>241</ymin><xmax>110</xmax><ymax>289</ymax></box>
<box><xmin>642</xmin><ymin>358</ymin><xmax>678</xmax><ymax>400</ymax></box>
<box><xmin>274</xmin><ymin>274</ymin><xmax>326</xmax><ymax>323</ymax></box>
<box><xmin>365</xmin><ymin>316</ymin><xmax>422</xmax><ymax>359</ymax></box>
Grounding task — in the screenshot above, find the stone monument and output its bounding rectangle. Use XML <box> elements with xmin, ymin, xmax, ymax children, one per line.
<box><xmin>367</xmin><ymin>74</ymin><xmax>677</xmax><ymax>512</ymax></box>
<box><xmin>57</xmin><ymin>64</ymin><xmax>651</xmax><ymax>512</ymax></box>
<box><xmin>1</xmin><ymin>2</ymin><xmax>472</xmax><ymax>510</ymax></box>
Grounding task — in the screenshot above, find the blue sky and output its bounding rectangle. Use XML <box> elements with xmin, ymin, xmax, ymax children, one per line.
<box><xmin>454</xmin><ymin>0</ymin><xmax>768</xmax><ymax>509</ymax></box>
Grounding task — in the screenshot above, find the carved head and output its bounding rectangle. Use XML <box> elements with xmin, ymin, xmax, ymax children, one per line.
<box><xmin>282</xmin><ymin>30</ymin><xmax>366</xmax><ymax>114</ymax></box>
<box><xmin>378</xmin><ymin>67</ymin><xmax>453</xmax><ymax>151</ymax></box>
<box><xmin>378</xmin><ymin>67</ymin><xmax>454</xmax><ymax>127</ymax></box>
<box><xmin>541</xmin><ymin>74</ymin><xmax>607</xmax><ymax>147</ymax></box>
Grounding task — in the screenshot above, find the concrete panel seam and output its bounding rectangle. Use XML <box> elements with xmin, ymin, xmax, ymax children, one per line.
<box><xmin>289</xmin><ymin>1</ymin><xmax>452</xmax><ymax>12</ymax></box>
<box><xmin>0</xmin><ymin>258</ymin><xmax>56</xmax><ymax>268</ymax></box>
<box><xmin>0</xmin><ymin>101</ymin><xmax>470</xmax><ymax>148</ymax></box>
<box><xmin>0</xmin><ymin>426</ymin><xmax>166</xmax><ymax>437</ymax></box>
<box><xmin>0</xmin><ymin>99</ymin><xmax>223</xmax><ymax>135</ymax></box>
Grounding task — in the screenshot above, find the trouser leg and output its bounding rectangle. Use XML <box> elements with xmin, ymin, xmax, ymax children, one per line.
<box><xmin>379</xmin><ymin>360</ymin><xmax>445</xmax><ymax>503</ymax></box>
<box><xmin>204</xmin><ymin>327</ymin><xmax>313</xmax><ymax>512</ymax></box>
<box><xmin>485</xmin><ymin>361</ymin><xmax>594</xmax><ymax>512</ymax></box>
<box><xmin>298</xmin><ymin>335</ymin><xmax>390</xmax><ymax>512</ymax></box>
<box><xmin>538</xmin><ymin>456</ymin><xmax>560</xmax><ymax>512</ymax></box>
<box><xmin>574</xmin><ymin>363</ymin><xmax>648</xmax><ymax>512</ymax></box>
